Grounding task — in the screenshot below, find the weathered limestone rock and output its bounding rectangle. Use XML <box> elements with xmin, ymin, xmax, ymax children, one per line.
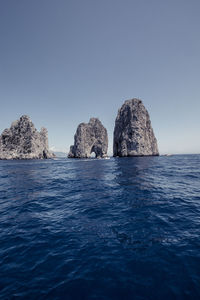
<box><xmin>113</xmin><ymin>98</ymin><xmax>159</xmax><ymax>157</ymax></box>
<box><xmin>0</xmin><ymin>115</ymin><xmax>55</xmax><ymax>159</ymax></box>
<box><xmin>68</xmin><ymin>118</ymin><xmax>108</xmax><ymax>158</ymax></box>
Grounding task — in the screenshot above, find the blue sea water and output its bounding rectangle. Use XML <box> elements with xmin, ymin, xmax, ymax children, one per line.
<box><xmin>0</xmin><ymin>155</ymin><xmax>200</xmax><ymax>300</ymax></box>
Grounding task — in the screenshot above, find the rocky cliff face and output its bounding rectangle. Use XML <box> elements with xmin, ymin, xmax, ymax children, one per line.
<box><xmin>68</xmin><ymin>118</ymin><xmax>108</xmax><ymax>158</ymax></box>
<box><xmin>113</xmin><ymin>99</ymin><xmax>159</xmax><ymax>157</ymax></box>
<box><xmin>0</xmin><ymin>115</ymin><xmax>55</xmax><ymax>159</ymax></box>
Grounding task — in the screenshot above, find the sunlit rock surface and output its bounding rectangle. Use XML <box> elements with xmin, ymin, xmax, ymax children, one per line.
<box><xmin>68</xmin><ymin>118</ymin><xmax>108</xmax><ymax>158</ymax></box>
<box><xmin>0</xmin><ymin>115</ymin><xmax>55</xmax><ymax>159</ymax></box>
<box><xmin>113</xmin><ymin>98</ymin><xmax>159</xmax><ymax>157</ymax></box>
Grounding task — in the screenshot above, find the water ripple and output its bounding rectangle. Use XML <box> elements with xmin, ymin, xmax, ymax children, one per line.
<box><xmin>0</xmin><ymin>155</ymin><xmax>200</xmax><ymax>299</ymax></box>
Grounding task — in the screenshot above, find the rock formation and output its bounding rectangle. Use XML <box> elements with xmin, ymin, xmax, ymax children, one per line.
<box><xmin>113</xmin><ymin>98</ymin><xmax>159</xmax><ymax>157</ymax></box>
<box><xmin>68</xmin><ymin>118</ymin><xmax>108</xmax><ymax>158</ymax></box>
<box><xmin>0</xmin><ymin>115</ymin><xmax>55</xmax><ymax>159</ymax></box>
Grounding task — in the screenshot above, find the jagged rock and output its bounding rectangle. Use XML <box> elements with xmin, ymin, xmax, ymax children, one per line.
<box><xmin>0</xmin><ymin>115</ymin><xmax>55</xmax><ymax>159</ymax></box>
<box><xmin>68</xmin><ymin>118</ymin><xmax>108</xmax><ymax>158</ymax></box>
<box><xmin>113</xmin><ymin>98</ymin><xmax>159</xmax><ymax>157</ymax></box>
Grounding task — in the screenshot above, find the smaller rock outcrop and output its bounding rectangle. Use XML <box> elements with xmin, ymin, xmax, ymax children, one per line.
<box><xmin>0</xmin><ymin>115</ymin><xmax>55</xmax><ymax>159</ymax></box>
<box><xmin>113</xmin><ymin>98</ymin><xmax>159</xmax><ymax>157</ymax></box>
<box><xmin>68</xmin><ymin>118</ymin><xmax>108</xmax><ymax>158</ymax></box>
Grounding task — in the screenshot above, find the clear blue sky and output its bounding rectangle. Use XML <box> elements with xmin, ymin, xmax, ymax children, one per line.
<box><xmin>0</xmin><ymin>0</ymin><xmax>200</xmax><ymax>154</ymax></box>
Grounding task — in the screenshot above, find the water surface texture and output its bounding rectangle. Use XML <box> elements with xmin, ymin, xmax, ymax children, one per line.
<box><xmin>0</xmin><ymin>155</ymin><xmax>200</xmax><ymax>299</ymax></box>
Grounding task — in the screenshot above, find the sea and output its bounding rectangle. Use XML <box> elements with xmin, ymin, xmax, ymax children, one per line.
<box><xmin>0</xmin><ymin>155</ymin><xmax>200</xmax><ymax>300</ymax></box>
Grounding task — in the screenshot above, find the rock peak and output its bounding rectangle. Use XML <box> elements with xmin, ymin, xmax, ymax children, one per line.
<box><xmin>20</xmin><ymin>114</ymin><xmax>31</xmax><ymax>121</ymax></box>
<box><xmin>124</xmin><ymin>98</ymin><xmax>142</xmax><ymax>105</ymax></box>
<box><xmin>89</xmin><ymin>117</ymin><xmax>101</xmax><ymax>124</ymax></box>
<box><xmin>68</xmin><ymin>118</ymin><xmax>108</xmax><ymax>158</ymax></box>
<box><xmin>113</xmin><ymin>99</ymin><xmax>159</xmax><ymax>157</ymax></box>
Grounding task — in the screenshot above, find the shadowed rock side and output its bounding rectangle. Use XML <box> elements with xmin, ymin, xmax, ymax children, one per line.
<box><xmin>113</xmin><ymin>98</ymin><xmax>159</xmax><ymax>157</ymax></box>
<box><xmin>68</xmin><ymin>118</ymin><xmax>108</xmax><ymax>158</ymax></box>
<box><xmin>0</xmin><ymin>115</ymin><xmax>55</xmax><ymax>159</ymax></box>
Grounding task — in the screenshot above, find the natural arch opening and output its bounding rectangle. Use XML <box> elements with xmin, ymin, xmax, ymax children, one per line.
<box><xmin>90</xmin><ymin>152</ymin><xmax>96</xmax><ymax>158</ymax></box>
<box><xmin>90</xmin><ymin>144</ymin><xmax>103</xmax><ymax>158</ymax></box>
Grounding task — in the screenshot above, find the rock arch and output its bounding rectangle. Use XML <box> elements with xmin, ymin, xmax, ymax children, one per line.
<box><xmin>68</xmin><ymin>118</ymin><xmax>108</xmax><ymax>158</ymax></box>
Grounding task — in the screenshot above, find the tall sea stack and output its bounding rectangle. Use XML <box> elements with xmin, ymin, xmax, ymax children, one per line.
<box><xmin>68</xmin><ymin>118</ymin><xmax>108</xmax><ymax>158</ymax></box>
<box><xmin>0</xmin><ymin>115</ymin><xmax>55</xmax><ymax>159</ymax></box>
<box><xmin>113</xmin><ymin>98</ymin><xmax>159</xmax><ymax>157</ymax></box>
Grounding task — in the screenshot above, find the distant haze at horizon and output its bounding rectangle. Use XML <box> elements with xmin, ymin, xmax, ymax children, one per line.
<box><xmin>0</xmin><ymin>0</ymin><xmax>200</xmax><ymax>155</ymax></box>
